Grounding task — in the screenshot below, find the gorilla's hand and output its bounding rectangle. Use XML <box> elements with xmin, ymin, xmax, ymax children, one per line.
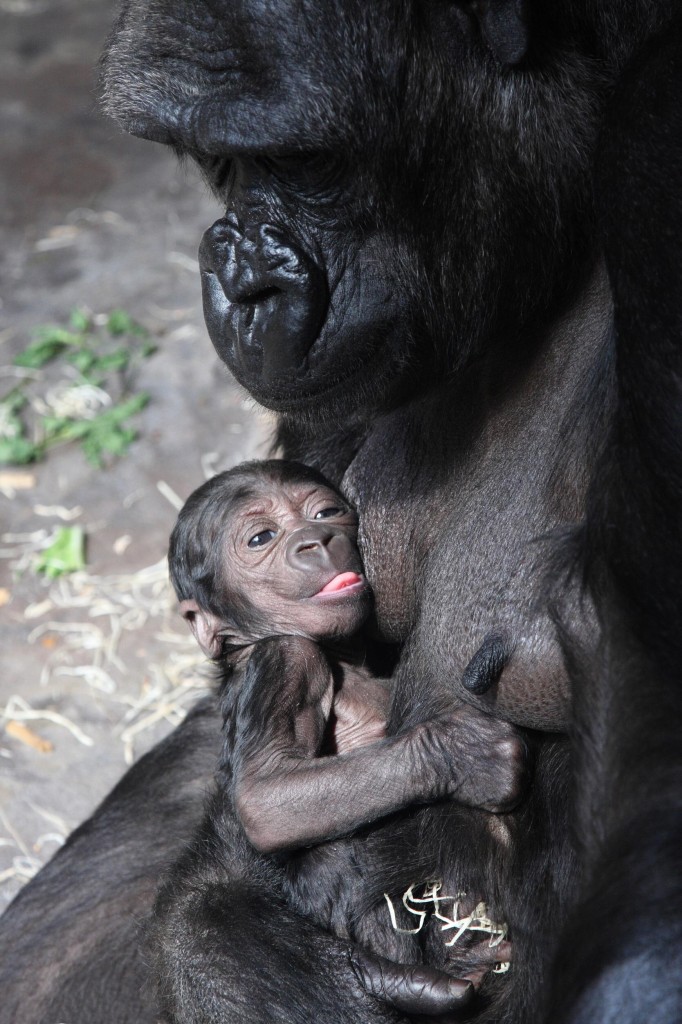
<box><xmin>350</xmin><ymin>948</ymin><xmax>475</xmax><ymax>1017</ymax></box>
<box><xmin>416</xmin><ymin>707</ymin><xmax>528</xmax><ymax>813</ymax></box>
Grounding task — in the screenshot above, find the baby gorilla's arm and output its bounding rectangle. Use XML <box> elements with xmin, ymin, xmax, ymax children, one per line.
<box><xmin>231</xmin><ymin>636</ymin><xmax>527</xmax><ymax>854</ymax></box>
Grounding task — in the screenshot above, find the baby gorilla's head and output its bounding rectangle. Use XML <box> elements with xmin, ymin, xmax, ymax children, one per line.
<box><xmin>169</xmin><ymin>460</ymin><xmax>372</xmax><ymax>658</ymax></box>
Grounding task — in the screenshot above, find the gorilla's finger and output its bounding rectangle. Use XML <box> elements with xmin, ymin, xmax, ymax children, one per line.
<box><xmin>350</xmin><ymin>948</ymin><xmax>474</xmax><ymax>1015</ymax></box>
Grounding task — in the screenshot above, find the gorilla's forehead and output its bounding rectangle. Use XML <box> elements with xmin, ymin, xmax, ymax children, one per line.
<box><xmin>101</xmin><ymin>0</ymin><xmax>412</xmax><ymax>155</ymax></box>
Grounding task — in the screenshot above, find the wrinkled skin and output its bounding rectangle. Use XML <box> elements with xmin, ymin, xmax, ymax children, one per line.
<box><xmin>171</xmin><ymin>462</ymin><xmax>373</xmax><ymax>655</ymax></box>
<box><xmin>0</xmin><ymin>2</ymin><xmax>681</xmax><ymax>1023</ymax></box>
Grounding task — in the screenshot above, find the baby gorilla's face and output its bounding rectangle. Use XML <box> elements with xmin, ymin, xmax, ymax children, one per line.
<box><xmin>225</xmin><ymin>479</ymin><xmax>372</xmax><ymax>643</ymax></box>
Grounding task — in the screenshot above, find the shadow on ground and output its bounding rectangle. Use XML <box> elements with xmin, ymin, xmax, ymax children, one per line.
<box><xmin>0</xmin><ymin>0</ymin><xmax>270</xmax><ymax>906</ymax></box>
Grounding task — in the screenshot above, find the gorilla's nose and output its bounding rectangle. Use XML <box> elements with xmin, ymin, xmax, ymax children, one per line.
<box><xmin>286</xmin><ymin>524</ymin><xmax>336</xmax><ymax>572</ymax></box>
<box><xmin>200</xmin><ymin>214</ymin><xmax>328</xmax><ymax>383</ymax></box>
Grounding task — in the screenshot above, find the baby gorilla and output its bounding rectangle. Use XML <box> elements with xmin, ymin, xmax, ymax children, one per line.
<box><xmin>166</xmin><ymin>460</ymin><xmax>521</xmax><ymax>1015</ymax></box>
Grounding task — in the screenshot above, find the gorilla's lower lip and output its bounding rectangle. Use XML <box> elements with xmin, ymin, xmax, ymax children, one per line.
<box><xmin>228</xmin><ymin>332</ymin><xmax>397</xmax><ymax>413</ymax></box>
<box><xmin>237</xmin><ymin>369</ymin><xmax>360</xmax><ymax>410</ymax></box>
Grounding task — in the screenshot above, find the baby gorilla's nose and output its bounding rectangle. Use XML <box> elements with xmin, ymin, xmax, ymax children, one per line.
<box><xmin>287</xmin><ymin>524</ymin><xmax>334</xmax><ymax>570</ymax></box>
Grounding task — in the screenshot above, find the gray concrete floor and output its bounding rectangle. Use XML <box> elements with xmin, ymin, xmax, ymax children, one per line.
<box><xmin>0</xmin><ymin>0</ymin><xmax>270</xmax><ymax>906</ymax></box>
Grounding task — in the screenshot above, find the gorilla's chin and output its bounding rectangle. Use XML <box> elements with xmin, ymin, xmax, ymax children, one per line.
<box><xmin>214</xmin><ymin>318</ymin><xmax>410</xmax><ymax>417</ymax></box>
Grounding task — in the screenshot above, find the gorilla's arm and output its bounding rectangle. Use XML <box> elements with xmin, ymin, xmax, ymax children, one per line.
<box><xmin>0</xmin><ymin>688</ymin><xmax>478</xmax><ymax>1024</ymax></box>
<box><xmin>0</xmin><ymin>696</ymin><xmax>223</xmax><ymax>1024</ymax></box>
<box><xmin>230</xmin><ymin>637</ymin><xmax>527</xmax><ymax>854</ymax></box>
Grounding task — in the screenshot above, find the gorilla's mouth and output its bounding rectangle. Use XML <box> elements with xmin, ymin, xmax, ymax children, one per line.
<box><xmin>224</xmin><ymin>320</ymin><xmax>402</xmax><ymax>414</ymax></box>
<box><xmin>199</xmin><ymin>217</ymin><xmax>330</xmax><ymax>389</ymax></box>
<box><xmin>200</xmin><ymin>215</ymin><xmax>407</xmax><ymax>414</ymax></box>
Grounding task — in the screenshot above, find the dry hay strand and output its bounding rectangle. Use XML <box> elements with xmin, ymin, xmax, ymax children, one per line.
<box><xmin>31</xmin><ymin>559</ymin><xmax>210</xmax><ymax>761</ymax></box>
<box><xmin>384</xmin><ymin>880</ymin><xmax>511</xmax><ymax>973</ymax></box>
<box><xmin>0</xmin><ymin>806</ymin><xmax>66</xmax><ymax>894</ymax></box>
<box><xmin>2</xmin><ymin>529</ymin><xmax>210</xmax><ymax>762</ymax></box>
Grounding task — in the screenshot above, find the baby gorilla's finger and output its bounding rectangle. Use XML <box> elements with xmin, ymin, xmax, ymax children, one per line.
<box><xmin>350</xmin><ymin>948</ymin><xmax>474</xmax><ymax>1016</ymax></box>
<box><xmin>474</xmin><ymin>938</ymin><xmax>512</xmax><ymax>965</ymax></box>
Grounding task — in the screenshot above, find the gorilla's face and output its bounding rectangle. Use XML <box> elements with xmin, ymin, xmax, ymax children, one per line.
<box><xmin>102</xmin><ymin>0</ymin><xmax>601</xmax><ymax>420</ymax></box>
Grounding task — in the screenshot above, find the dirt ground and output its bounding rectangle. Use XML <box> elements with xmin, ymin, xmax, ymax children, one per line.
<box><xmin>0</xmin><ymin>0</ymin><xmax>270</xmax><ymax>907</ymax></box>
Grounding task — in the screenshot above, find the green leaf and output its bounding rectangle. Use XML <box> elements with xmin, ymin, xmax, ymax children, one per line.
<box><xmin>40</xmin><ymin>415</ymin><xmax>79</xmax><ymax>442</ymax></box>
<box><xmin>94</xmin><ymin>349</ymin><xmax>130</xmax><ymax>373</ymax></box>
<box><xmin>8</xmin><ymin>310</ymin><xmax>154</xmax><ymax>468</ymax></box>
<box><xmin>69</xmin><ymin>308</ymin><xmax>91</xmax><ymax>332</ymax></box>
<box><xmin>82</xmin><ymin>426</ymin><xmax>134</xmax><ymax>465</ymax></box>
<box><xmin>14</xmin><ymin>327</ymin><xmax>81</xmax><ymax>368</ymax></box>
<box><xmin>35</xmin><ymin>526</ymin><xmax>86</xmax><ymax>578</ymax></box>
<box><xmin>73</xmin><ymin>393</ymin><xmax>149</xmax><ymax>466</ymax></box>
<box><xmin>67</xmin><ymin>349</ymin><xmax>98</xmax><ymax>374</ymax></box>
<box><xmin>1</xmin><ymin>391</ymin><xmax>27</xmax><ymax>415</ymax></box>
<box><xmin>0</xmin><ymin>393</ymin><xmax>37</xmax><ymax>464</ymax></box>
<box><xmin>107</xmin><ymin>310</ymin><xmax>137</xmax><ymax>336</ymax></box>
<box><xmin>0</xmin><ymin>436</ymin><xmax>39</xmax><ymax>465</ymax></box>
<box><xmin>106</xmin><ymin>391</ymin><xmax>149</xmax><ymax>420</ymax></box>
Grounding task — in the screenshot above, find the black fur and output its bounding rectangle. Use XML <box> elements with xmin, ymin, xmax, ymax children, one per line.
<box><xmin>148</xmin><ymin>647</ymin><xmax>401</xmax><ymax>1024</ymax></box>
<box><xmin>546</xmin><ymin>18</ymin><xmax>682</xmax><ymax>1021</ymax></box>
<box><xmin>152</xmin><ymin>636</ymin><xmax>536</xmax><ymax>1024</ymax></box>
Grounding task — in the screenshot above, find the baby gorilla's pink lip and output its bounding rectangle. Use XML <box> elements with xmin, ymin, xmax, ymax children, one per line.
<box><xmin>316</xmin><ymin>572</ymin><xmax>364</xmax><ymax>595</ymax></box>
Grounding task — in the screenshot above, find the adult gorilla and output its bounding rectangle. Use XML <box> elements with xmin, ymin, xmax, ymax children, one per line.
<box><xmin>1</xmin><ymin>2</ymin><xmax>681</xmax><ymax>1023</ymax></box>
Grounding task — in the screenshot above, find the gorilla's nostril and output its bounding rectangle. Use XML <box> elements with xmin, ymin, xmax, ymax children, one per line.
<box><xmin>200</xmin><ymin>215</ymin><xmax>329</xmax><ymax>381</ymax></box>
<box><xmin>239</xmin><ymin>286</ymin><xmax>281</xmax><ymax>306</ymax></box>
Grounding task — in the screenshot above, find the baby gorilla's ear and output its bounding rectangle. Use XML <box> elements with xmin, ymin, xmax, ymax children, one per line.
<box><xmin>179</xmin><ymin>599</ymin><xmax>226</xmax><ymax>659</ymax></box>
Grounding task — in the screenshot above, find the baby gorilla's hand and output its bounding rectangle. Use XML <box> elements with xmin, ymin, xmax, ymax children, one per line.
<box><xmin>331</xmin><ymin>672</ymin><xmax>390</xmax><ymax>754</ymax></box>
<box><xmin>417</xmin><ymin>706</ymin><xmax>528</xmax><ymax>812</ymax></box>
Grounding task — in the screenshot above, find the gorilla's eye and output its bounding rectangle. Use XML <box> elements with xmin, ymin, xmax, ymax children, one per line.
<box><xmin>188</xmin><ymin>151</ymin><xmax>235</xmax><ymax>199</ymax></box>
<box><xmin>247</xmin><ymin>529</ymin><xmax>277</xmax><ymax>548</ymax></box>
<box><xmin>314</xmin><ymin>506</ymin><xmax>344</xmax><ymax>519</ymax></box>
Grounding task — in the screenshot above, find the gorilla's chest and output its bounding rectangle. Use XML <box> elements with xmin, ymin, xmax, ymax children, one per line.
<box><xmin>345</xmin><ymin>397</ymin><xmax>547</xmax><ymax>637</ymax></box>
<box><xmin>344</xmin><ymin>391</ymin><xmax>583</xmax><ymax>731</ymax></box>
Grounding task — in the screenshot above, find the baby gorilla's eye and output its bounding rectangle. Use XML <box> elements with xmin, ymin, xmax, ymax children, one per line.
<box><xmin>247</xmin><ymin>529</ymin><xmax>277</xmax><ymax>548</ymax></box>
<box><xmin>314</xmin><ymin>506</ymin><xmax>344</xmax><ymax>519</ymax></box>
